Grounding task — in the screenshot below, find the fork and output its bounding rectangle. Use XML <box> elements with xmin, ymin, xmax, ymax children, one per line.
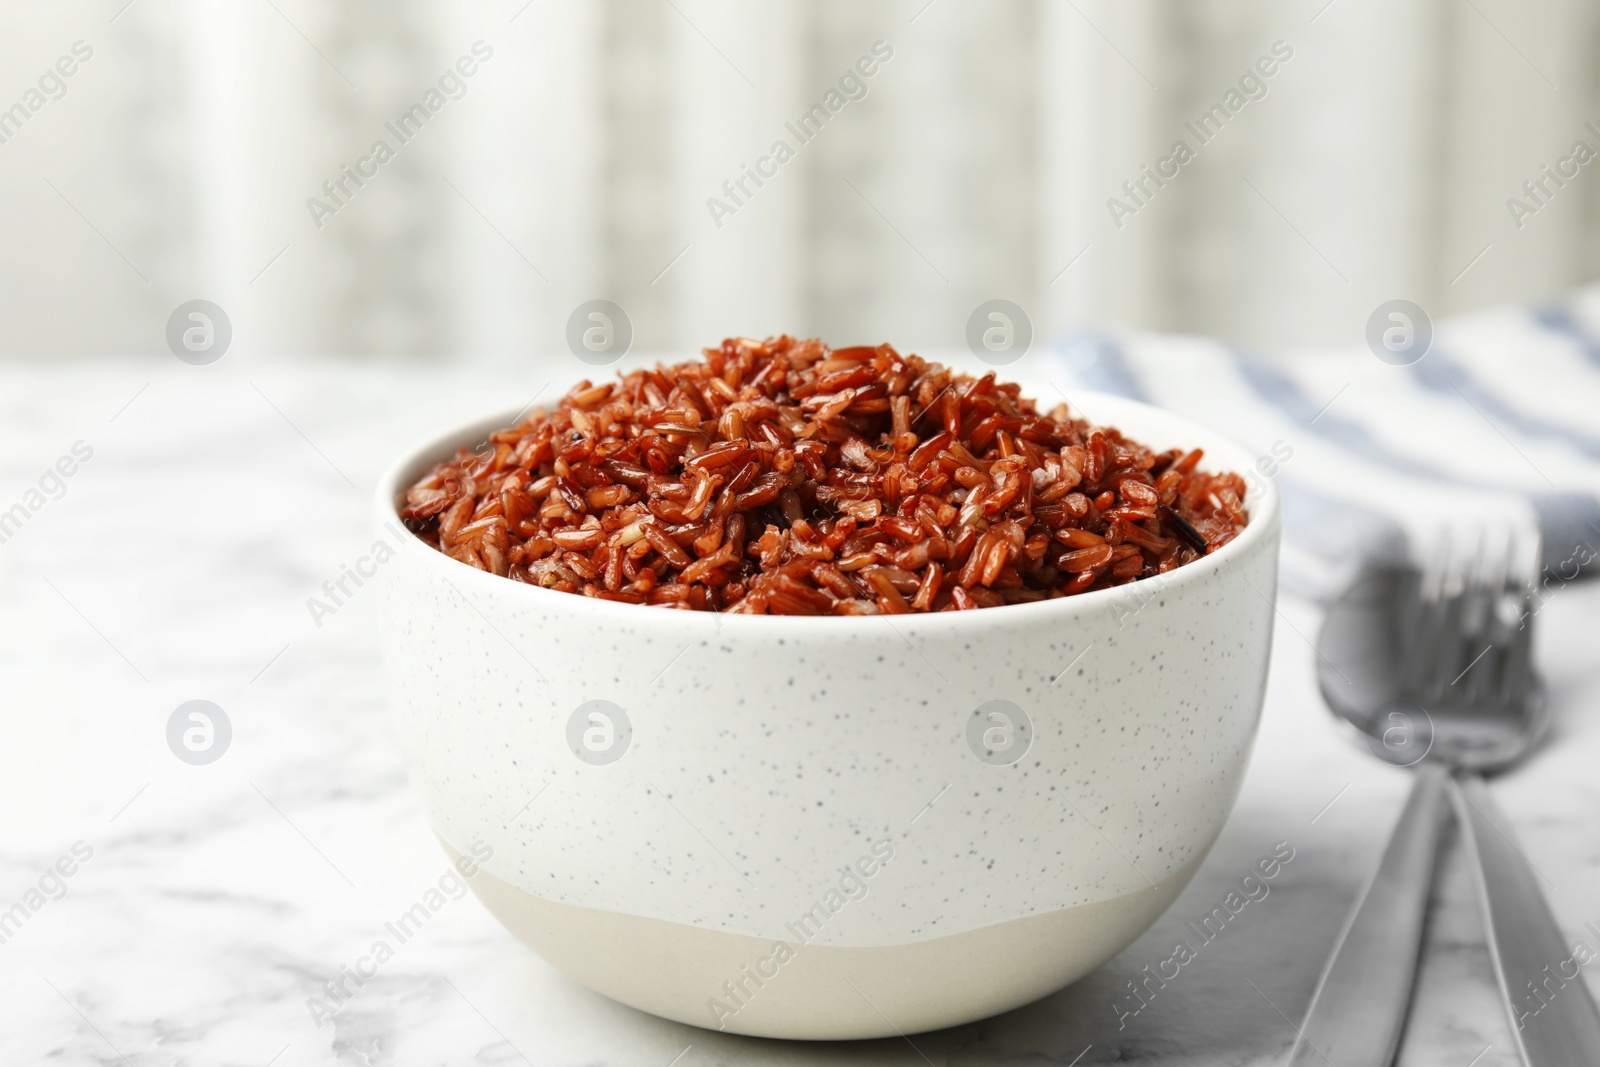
<box><xmin>1446</xmin><ymin>539</ymin><xmax>1600</xmax><ymax>1065</ymax></box>
<box><xmin>1295</xmin><ymin>532</ymin><xmax>1600</xmax><ymax>1065</ymax></box>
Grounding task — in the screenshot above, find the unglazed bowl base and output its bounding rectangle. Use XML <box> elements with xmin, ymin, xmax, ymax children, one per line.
<box><xmin>442</xmin><ymin>838</ymin><xmax>1209</xmax><ymax>1041</ymax></box>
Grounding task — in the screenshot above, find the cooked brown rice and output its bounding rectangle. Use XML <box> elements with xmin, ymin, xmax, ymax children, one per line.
<box><xmin>401</xmin><ymin>336</ymin><xmax>1249</xmax><ymax>614</ymax></box>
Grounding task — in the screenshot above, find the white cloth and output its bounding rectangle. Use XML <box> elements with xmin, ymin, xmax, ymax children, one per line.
<box><xmin>1044</xmin><ymin>288</ymin><xmax>1600</xmax><ymax>599</ymax></box>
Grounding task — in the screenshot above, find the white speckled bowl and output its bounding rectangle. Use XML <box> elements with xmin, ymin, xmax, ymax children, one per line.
<box><xmin>375</xmin><ymin>388</ymin><xmax>1280</xmax><ymax>1040</ymax></box>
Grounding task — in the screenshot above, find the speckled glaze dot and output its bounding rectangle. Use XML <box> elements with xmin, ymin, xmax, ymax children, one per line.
<box><xmin>376</xmin><ymin>386</ymin><xmax>1282</xmax><ymax>1037</ymax></box>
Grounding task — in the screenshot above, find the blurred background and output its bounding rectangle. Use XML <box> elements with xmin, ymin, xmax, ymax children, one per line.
<box><xmin>2</xmin><ymin>0</ymin><xmax>1598</xmax><ymax>361</ymax></box>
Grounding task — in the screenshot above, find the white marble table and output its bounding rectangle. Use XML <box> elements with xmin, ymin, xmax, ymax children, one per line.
<box><xmin>3</xmin><ymin>357</ymin><xmax>1598</xmax><ymax>1066</ymax></box>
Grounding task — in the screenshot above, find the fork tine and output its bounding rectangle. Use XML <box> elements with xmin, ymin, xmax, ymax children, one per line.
<box><xmin>1400</xmin><ymin>532</ymin><xmax>1452</xmax><ymax>701</ymax></box>
<box><xmin>1460</xmin><ymin>529</ymin><xmax>1501</xmax><ymax>702</ymax></box>
<box><xmin>1423</xmin><ymin>525</ymin><xmax>1539</xmax><ymax>707</ymax></box>
<box><xmin>1426</xmin><ymin>526</ymin><xmax>1500</xmax><ymax>703</ymax></box>
<box><xmin>1477</xmin><ymin>534</ymin><xmax>1518</xmax><ymax>700</ymax></box>
<box><xmin>1498</xmin><ymin>530</ymin><xmax>1541</xmax><ymax>708</ymax></box>
<box><xmin>1419</xmin><ymin>531</ymin><xmax>1475</xmax><ymax>704</ymax></box>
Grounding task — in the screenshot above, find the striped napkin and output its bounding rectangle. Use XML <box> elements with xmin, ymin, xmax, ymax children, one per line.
<box><xmin>1044</xmin><ymin>289</ymin><xmax>1600</xmax><ymax>600</ymax></box>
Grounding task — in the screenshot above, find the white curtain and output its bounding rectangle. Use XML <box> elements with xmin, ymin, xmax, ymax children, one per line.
<box><xmin>2</xmin><ymin>0</ymin><xmax>1596</xmax><ymax>359</ymax></box>
<box><xmin>1048</xmin><ymin>0</ymin><xmax>1600</xmax><ymax>350</ymax></box>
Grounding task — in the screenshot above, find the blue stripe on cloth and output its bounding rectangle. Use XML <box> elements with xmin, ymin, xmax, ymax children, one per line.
<box><xmin>1046</xmin><ymin>336</ymin><xmax>1599</xmax><ymax>579</ymax></box>
<box><xmin>1230</xmin><ymin>352</ymin><xmax>1457</xmax><ymax>482</ymax></box>
<box><xmin>1276</xmin><ymin>477</ymin><xmax>1408</xmax><ymax>566</ymax></box>
<box><xmin>1410</xmin><ymin>351</ymin><xmax>1600</xmax><ymax>461</ymax></box>
<box><xmin>1049</xmin><ymin>333</ymin><xmax>1147</xmax><ymax>401</ymax></box>
<box><xmin>1232</xmin><ymin>349</ymin><xmax>1599</xmax><ymax>576</ymax></box>
<box><xmin>1216</xmin><ymin>353</ymin><xmax>1413</xmax><ymax>569</ymax></box>
<box><xmin>1532</xmin><ymin>304</ymin><xmax>1600</xmax><ymax>369</ymax></box>
<box><xmin>1050</xmin><ymin>340</ymin><xmax>1415</xmax><ymax>579</ymax></box>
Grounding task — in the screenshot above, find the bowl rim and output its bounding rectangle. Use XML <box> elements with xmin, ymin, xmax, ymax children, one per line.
<box><xmin>373</xmin><ymin>385</ymin><xmax>1280</xmax><ymax>633</ymax></box>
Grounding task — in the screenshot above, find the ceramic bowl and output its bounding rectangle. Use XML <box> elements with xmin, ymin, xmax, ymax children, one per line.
<box><xmin>374</xmin><ymin>388</ymin><xmax>1280</xmax><ymax>1040</ymax></box>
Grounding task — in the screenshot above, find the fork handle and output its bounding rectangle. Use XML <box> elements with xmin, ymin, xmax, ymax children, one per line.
<box><xmin>1289</xmin><ymin>763</ymin><xmax>1449</xmax><ymax>1067</ymax></box>
<box><xmin>1452</xmin><ymin>773</ymin><xmax>1600</xmax><ymax>1065</ymax></box>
